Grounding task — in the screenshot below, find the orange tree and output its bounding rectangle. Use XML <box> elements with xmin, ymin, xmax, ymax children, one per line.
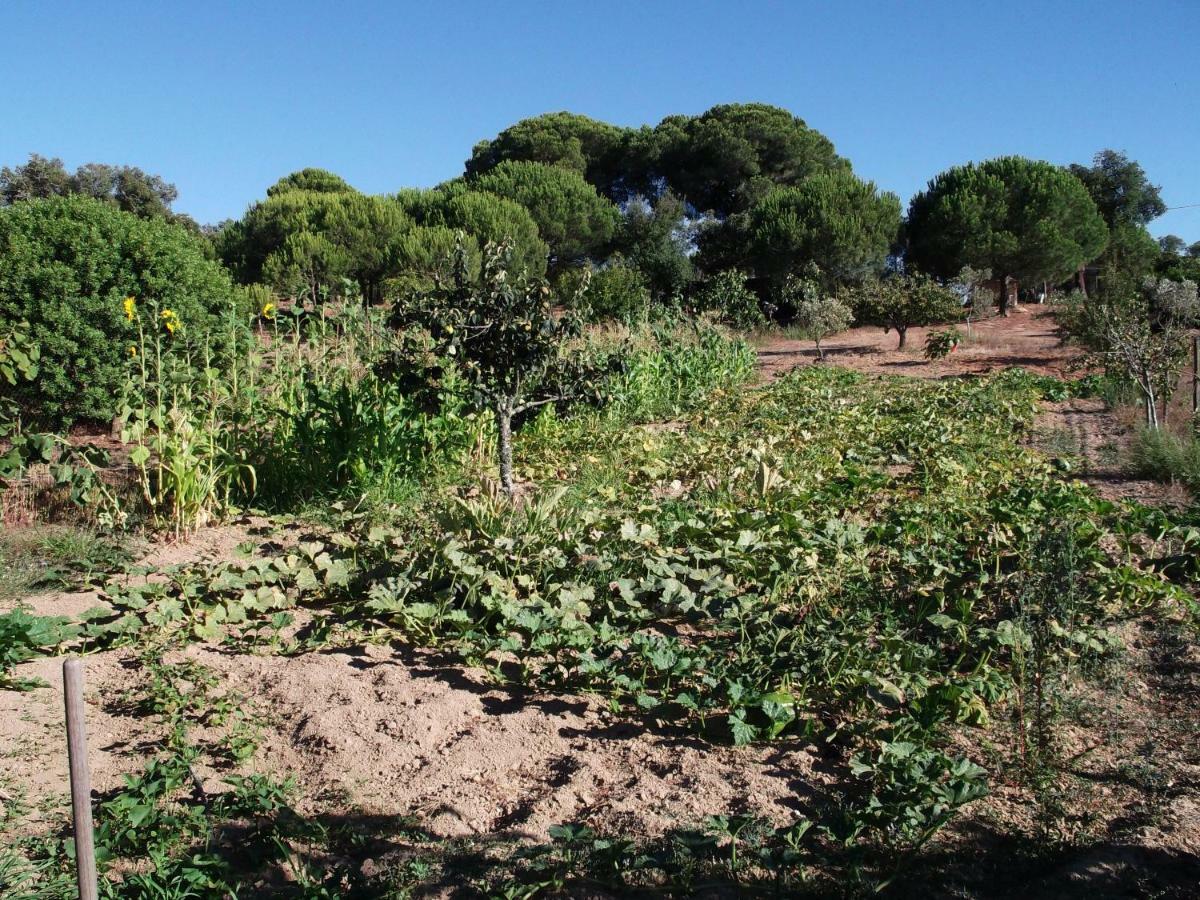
<box><xmin>383</xmin><ymin>238</ymin><xmax>612</xmax><ymax>497</ymax></box>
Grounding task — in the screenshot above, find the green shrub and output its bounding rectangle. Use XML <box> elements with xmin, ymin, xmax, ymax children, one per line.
<box><xmin>690</xmin><ymin>269</ymin><xmax>768</xmax><ymax>329</ymax></box>
<box><xmin>1131</xmin><ymin>427</ymin><xmax>1200</xmax><ymax>490</ymax></box>
<box><xmin>0</xmin><ymin>196</ymin><xmax>240</xmax><ymax>425</ymax></box>
<box><xmin>565</xmin><ymin>261</ymin><xmax>651</xmax><ymax>323</ymax></box>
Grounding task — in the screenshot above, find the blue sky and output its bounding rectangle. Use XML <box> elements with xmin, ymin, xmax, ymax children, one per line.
<box><xmin>4</xmin><ymin>1</ymin><xmax>1198</xmax><ymax>239</ymax></box>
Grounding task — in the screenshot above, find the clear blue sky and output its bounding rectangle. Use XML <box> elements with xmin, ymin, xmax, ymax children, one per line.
<box><xmin>4</xmin><ymin>1</ymin><xmax>1198</xmax><ymax>239</ymax></box>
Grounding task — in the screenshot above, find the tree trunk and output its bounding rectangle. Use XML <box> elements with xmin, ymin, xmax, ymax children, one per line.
<box><xmin>1077</xmin><ymin>265</ymin><xmax>1088</xmax><ymax>299</ymax></box>
<box><xmin>814</xmin><ymin>337</ymin><xmax>824</xmax><ymax>360</ymax></box>
<box><xmin>497</xmin><ymin>402</ymin><xmax>514</xmax><ymax>498</ymax></box>
<box><xmin>897</xmin><ymin>326</ymin><xmax>907</xmax><ymax>349</ymax></box>
<box><xmin>998</xmin><ymin>276</ymin><xmax>1010</xmax><ymax>317</ymax></box>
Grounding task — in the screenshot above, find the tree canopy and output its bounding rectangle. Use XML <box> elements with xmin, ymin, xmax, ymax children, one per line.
<box><xmin>465</xmin><ymin>112</ymin><xmax>628</xmax><ymax>194</ymax></box>
<box><xmin>741</xmin><ymin>172</ymin><xmax>900</xmax><ymax>290</ymax></box>
<box><xmin>1</xmin><ymin>153</ymin><xmax>188</xmax><ymax>227</ymax></box>
<box><xmin>1069</xmin><ymin>150</ymin><xmax>1166</xmax><ymax>229</ymax></box>
<box><xmin>652</xmin><ymin>103</ymin><xmax>850</xmax><ymax>218</ymax></box>
<box><xmin>403</xmin><ymin>186</ymin><xmax>548</xmax><ymax>278</ymax></box>
<box><xmin>906</xmin><ymin>156</ymin><xmax>1108</xmax><ymax>311</ymax></box>
<box><xmin>266</xmin><ymin>168</ymin><xmax>356</xmax><ymax>197</ymax></box>
<box><xmin>472</xmin><ymin>161</ymin><xmax>618</xmax><ymax>271</ymax></box>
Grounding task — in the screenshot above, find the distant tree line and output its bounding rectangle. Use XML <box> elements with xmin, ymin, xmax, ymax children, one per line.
<box><xmin>2</xmin><ymin>104</ymin><xmax>1197</xmax><ymax>333</ymax></box>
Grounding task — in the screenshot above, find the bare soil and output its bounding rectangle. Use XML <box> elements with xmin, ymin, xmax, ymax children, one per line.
<box><xmin>756</xmin><ymin>305</ymin><xmax>1079</xmax><ymax>381</ymax></box>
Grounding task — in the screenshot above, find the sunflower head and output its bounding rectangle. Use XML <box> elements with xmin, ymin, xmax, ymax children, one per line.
<box><xmin>123</xmin><ymin>296</ymin><xmax>136</xmax><ymax>321</ymax></box>
<box><xmin>160</xmin><ymin>309</ymin><xmax>181</xmax><ymax>334</ymax></box>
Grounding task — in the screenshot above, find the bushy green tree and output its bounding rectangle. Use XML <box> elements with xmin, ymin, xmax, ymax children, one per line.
<box><xmin>465</xmin><ymin>111</ymin><xmax>628</xmax><ymax>194</ymax></box>
<box><xmin>406</xmin><ymin>186</ymin><xmax>548</xmax><ymax>278</ymax></box>
<box><xmin>1157</xmin><ymin>239</ymin><xmax>1200</xmax><ymax>283</ymax></box>
<box><xmin>689</xmin><ymin>269</ymin><xmax>767</xmax><ymax>330</ymax></box>
<box><xmin>613</xmin><ymin>191</ymin><xmax>695</xmax><ymax>299</ymax></box>
<box><xmin>2</xmin><ymin>153</ymin><xmax>188</xmax><ymax>226</ymax></box>
<box><xmin>906</xmin><ymin>157</ymin><xmax>1108</xmax><ymax>315</ymax></box>
<box><xmin>847</xmin><ymin>274</ymin><xmax>961</xmax><ymax>349</ymax></box>
<box><xmin>0</xmin><ymin>196</ymin><xmax>239</xmax><ymax>424</ymax></box>
<box><xmin>742</xmin><ymin>172</ymin><xmax>900</xmax><ymax>290</ymax></box>
<box><xmin>562</xmin><ymin>259</ymin><xmax>650</xmax><ymax>323</ymax></box>
<box><xmin>1069</xmin><ymin>150</ymin><xmax>1166</xmax><ymax>229</ymax></box>
<box><xmin>653</xmin><ymin>103</ymin><xmax>850</xmax><ymax>218</ymax></box>
<box><xmin>266</xmin><ymin>168</ymin><xmax>355</xmax><ymax>197</ymax></box>
<box><xmin>472</xmin><ymin>161</ymin><xmax>618</xmax><ymax>271</ymax></box>
<box><xmin>1066</xmin><ymin>152</ymin><xmax>1168</xmax><ymax>289</ymax></box>
<box><xmin>0</xmin><ymin>154</ymin><xmax>72</xmax><ymax>203</ymax></box>
<box><xmin>385</xmin><ymin>241</ymin><xmax>605</xmax><ymax>496</ymax></box>
<box><xmin>219</xmin><ymin>189</ymin><xmax>419</xmax><ymax>302</ymax></box>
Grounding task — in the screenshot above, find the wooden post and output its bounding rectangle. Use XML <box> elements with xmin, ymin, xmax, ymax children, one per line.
<box><xmin>1193</xmin><ymin>334</ymin><xmax>1198</xmax><ymax>417</ymax></box>
<box><xmin>63</xmin><ymin>659</ymin><xmax>99</xmax><ymax>900</ymax></box>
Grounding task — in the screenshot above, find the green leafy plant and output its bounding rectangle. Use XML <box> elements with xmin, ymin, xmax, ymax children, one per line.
<box><xmin>0</xmin><ymin>608</ymin><xmax>76</xmax><ymax>691</ymax></box>
<box><xmin>923</xmin><ymin>328</ymin><xmax>962</xmax><ymax>359</ymax></box>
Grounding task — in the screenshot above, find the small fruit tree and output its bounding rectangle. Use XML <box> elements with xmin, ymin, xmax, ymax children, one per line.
<box><xmin>385</xmin><ymin>238</ymin><xmax>606</xmax><ymax>497</ymax></box>
<box><xmin>849</xmin><ymin>274</ymin><xmax>961</xmax><ymax>349</ymax></box>
<box><xmin>784</xmin><ymin>268</ymin><xmax>853</xmax><ymax>360</ymax></box>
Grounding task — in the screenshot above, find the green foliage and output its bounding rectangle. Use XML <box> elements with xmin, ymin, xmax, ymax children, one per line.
<box><xmin>924</xmin><ymin>328</ymin><xmax>962</xmax><ymax>359</ymax></box>
<box><xmin>1131</xmin><ymin>427</ymin><xmax>1200</xmax><ymax>490</ymax></box>
<box><xmin>265</xmin><ymin>167</ymin><xmax>355</xmax><ymax>197</ymax></box>
<box><xmin>1068</xmin><ymin>149</ymin><xmax>1166</xmax><ymax>229</ymax></box>
<box><xmin>613</xmin><ymin>190</ymin><xmax>696</xmax><ymax>299</ymax></box>
<box><xmin>653</xmin><ymin>102</ymin><xmax>850</xmax><ymax>217</ymax></box>
<box><xmin>1</xmin><ymin>154</ymin><xmax>185</xmax><ymax>225</ymax></box>
<box><xmin>743</xmin><ymin>172</ymin><xmax>901</xmax><ymax>289</ymax></box>
<box><xmin>0</xmin><ymin>608</ymin><xmax>76</xmax><ymax>691</ymax></box>
<box><xmin>465</xmin><ymin>111</ymin><xmax>629</xmax><ymax>194</ymax></box>
<box><xmin>406</xmin><ymin>185</ymin><xmax>548</xmax><ymax>278</ymax></box>
<box><xmin>384</xmin><ymin>240</ymin><xmax>610</xmax><ymax>495</ymax></box>
<box><xmin>845</xmin><ymin>274</ymin><xmax>962</xmax><ymax>348</ymax></box>
<box><xmin>566</xmin><ymin>260</ymin><xmax>651</xmax><ymax>323</ymax></box>
<box><xmin>0</xmin><ymin>319</ymin><xmax>39</xmax><ymax>388</ymax></box>
<box><xmin>690</xmin><ymin>269</ymin><xmax>768</xmax><ymax>329</ymax></box>
<box><xmin>784</xmin><ymin>268</ymin><xmax>853</xmax><ymax>358</ymax></box>
<box><xmin>0</xmin><ymin>195</ymin><xmax>240</xmax><ymax>424</ymax></box>
<box><xmin>472</xmin><ymin>160</ymin><xmax>619</xmax><ymax>270</ymax></box>
<box><xmin>1062</xmin><ymin>277</ymin><xmax>1198</xmax><ymax>428</ymax></box>
<box><xmin>906</xmin><ymin>156</ymin><xmax>1108</xmax><ymax>310</ymax></box>
<box><xmin>599</xmin><ymin>320</ymin><xmax>756</xmax><ymax>421</ymax></box>
<box><xmin>226</xmin><ymin>189</ymin><xmax>419</xmax><ymax>304</ymax></box>
<box><xmin>0</xmin><ymin>527</ymin><xmax>134</xmax><ymax>601</ymax></box>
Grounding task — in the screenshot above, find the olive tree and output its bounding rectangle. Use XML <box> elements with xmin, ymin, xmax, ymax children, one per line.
<box><xmin>1092</xmin><ymin>278</ymin><xmax>1199</xmax><ymax>428</ymax></box>
<box><xmin>785</xmin><ymin>269</ymin><xmax>853</xmax><ymax>360</ymax></box>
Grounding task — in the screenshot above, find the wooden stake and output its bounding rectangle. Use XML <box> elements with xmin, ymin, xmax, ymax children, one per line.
<box><xmin>63</xmin><ymin>659</ymin><xmax>99</xmax><ymax>900</ymax></box>
<box><xmin>1192</xmin><ymin>334</ymin><xmax>1198</xmax><ymax>418</ymax></box>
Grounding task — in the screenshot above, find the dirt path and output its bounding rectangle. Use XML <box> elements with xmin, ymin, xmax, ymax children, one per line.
<box><xmin>756</xmin><ymin>305</ymin><xmax>1078</xmax><ymax>381</ymax></box>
